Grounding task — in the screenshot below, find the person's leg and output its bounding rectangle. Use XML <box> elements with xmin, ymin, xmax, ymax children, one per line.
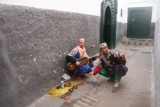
<box><xmin>77</xmin><ymin>65</ymin><xmax>92</xmax><ymax>78</ymax></box>
<box><xmin>78</xmin><ymin>65</ymin><xmax>91</xmax><ymax>73</ymax></box>
<box><xmin>107</xmin><ymin>75</ymin><xmax>115</xmax><ymax>82</ymax></box>
<box><xmin>114</xmin><ymin>72</ymin><xmax>121</xmax><ymax>81</ymax></box>
<box><xmin>112</xmin><ymin>68</ymin><xmax>122</xmax><ymax>93</ymax></box>
<box><xmin>98</xmin><ymin>69</ymin><xmax>110</xmax><ymax>78</ymax></box>
<box><xmin>92</xmin><ymin>66</ymin><xmax>103</xmax><ymax>75</ymax></box>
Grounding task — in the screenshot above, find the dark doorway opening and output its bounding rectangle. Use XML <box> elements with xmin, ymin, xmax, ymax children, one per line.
<box><xmin>103</xmin><ymin>6</ymin><xmax>111</xmax><ymax>48</ymax></box>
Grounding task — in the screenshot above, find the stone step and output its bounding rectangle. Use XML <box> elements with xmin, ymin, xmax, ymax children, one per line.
<box><xmin>122</xmin><ymin>38</ymin><xmax>153</xmax><ymax>46</ymax></box>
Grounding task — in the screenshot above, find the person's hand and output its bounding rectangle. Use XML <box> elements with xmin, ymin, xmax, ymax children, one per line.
<box><xmin>89</xmin><ymin>45</ymin><xmax>95</xmax><ymax>48</ymax></box>
<box><xmin>76</xmin><ymin>61</ymin><xmax>81</xmax><ymax>66</ymax></box>
<box><xmin>87</xmin><ymin>71</ymin><xmax>94</xmax><ymax>77</ymax></box>
<box><xmin>89</xmin><ymin>71</ymin><xmax>94</xmax><ymax>75</ymax></box>
<box><xmin>95</xmin><ymin>53</ymin><xmax>101</xmax><ymax>58</ymax></box>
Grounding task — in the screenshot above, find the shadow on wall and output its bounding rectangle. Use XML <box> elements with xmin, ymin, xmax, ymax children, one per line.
<box><xmin>0</xmin><ymin>18</ymin><xmax>18</xmax><ymax>107</ymax></box>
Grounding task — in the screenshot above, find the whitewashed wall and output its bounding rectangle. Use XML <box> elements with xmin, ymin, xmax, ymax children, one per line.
<box><xmin>117</xmin><ymin>0</ymin><xmax>158</xmax><ymax>23</ymax></box>
<box><xmin>0</xmin><ymin>0</ymin><xmax>102</xmax><ymax>16</ymax></box>
<box><xmin>153</xmin><ymin>0</ymin><xmax>160</xmax><ymax>106</ymax></box>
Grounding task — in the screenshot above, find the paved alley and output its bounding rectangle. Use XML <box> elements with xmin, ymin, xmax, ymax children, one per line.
<box><xmin>28</xmin><ymin>44</ymin><xmax>154</xmax><ymax>107</ymax></box>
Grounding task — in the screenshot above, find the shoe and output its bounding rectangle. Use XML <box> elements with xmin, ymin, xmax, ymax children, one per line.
<box><xmin>112</xmin><ymin>86</ymin><xmax>119</xmax><ymax>93</ymax></box>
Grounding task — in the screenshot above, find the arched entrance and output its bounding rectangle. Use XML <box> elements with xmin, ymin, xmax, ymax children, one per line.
<box><xmin>100</xmin><ymin>0</ymin><xmax>117</xmax><ymax>49</ymax></box>
<box><xmin>103</xmin><ymin>6</ymin><xmax>111</xmax><ymax>48</ymax></box>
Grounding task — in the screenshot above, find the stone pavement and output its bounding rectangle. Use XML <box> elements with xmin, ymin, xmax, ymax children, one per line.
<box><xmin>60</xmin><ymin>44</ymin><xmax>154</xmax><ymax>107</ymax></box>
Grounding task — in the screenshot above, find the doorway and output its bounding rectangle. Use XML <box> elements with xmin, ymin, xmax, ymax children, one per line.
<box><xmin>103</xmin><ymin>6</ymin><xmax>112</xmax><ymax>48</ymax></box>
<box><xmin>100</xmin><ymin>0</ymin><xmax>117</xmax><ymax>49</ymax></box>
<box><xmin>127</xmin><ymin>7</ymin><xmax>152</xmax><ymax>39</ymax></box>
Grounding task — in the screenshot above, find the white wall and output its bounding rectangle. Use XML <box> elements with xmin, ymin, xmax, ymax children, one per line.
<box><xmin>0</xmin><ymin>0</ymin><xmax>158</xmax><ymax>21</ymax></box>
<box><xmin>117</xmin><ymin>0</ymin><xmax>158</xmax><ymax>23</ymax></box>
<box><xmin>117</xmin><ymin>0</ymin><xmax>128</xmax><ymax>23</ymax></box>
<box><xmin>0</xmin><ymin>0</ymin><xmax>102</xmax><ymax>16</ymax></box>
